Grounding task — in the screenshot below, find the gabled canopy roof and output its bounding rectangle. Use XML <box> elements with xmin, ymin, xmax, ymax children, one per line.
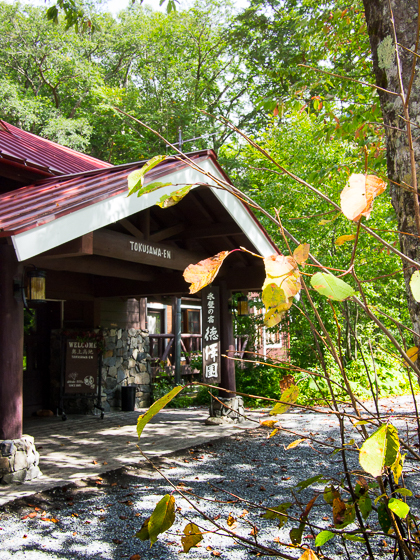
<box><xmin>0</xmin><ymin>151</ymin><xmax>278</xmax><ymax>264</ymax></box>
<box><xmin>0</xmin><ymin>120</ymin><xmax>111</xmax><ymax>176</ymax></box>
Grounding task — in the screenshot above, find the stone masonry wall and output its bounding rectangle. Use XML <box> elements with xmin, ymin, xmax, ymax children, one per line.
<box><xmin>101</xmin><ymin>327</ymin><xmax>151</xmax><ymax>411</ymax></box>
<box><xmin>50</xmin><ymin>328</ymin><xmax>151</xmax><ymax>413</ymax></box>
<box><xmin>0</xmin><ymin>436</ymin><xmax>41</xmax><ymax>485</ymax></box>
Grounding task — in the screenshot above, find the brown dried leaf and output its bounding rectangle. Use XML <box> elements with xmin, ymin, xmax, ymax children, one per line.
<box><xmin>333</xmin><ymin>496</ymin><xmax>346</xmax><ymax>527</ymax></box>
<box><xmin>183</xmin><ymin>251</ymin><xmax>231</xmax><ymax>294</ymax></box>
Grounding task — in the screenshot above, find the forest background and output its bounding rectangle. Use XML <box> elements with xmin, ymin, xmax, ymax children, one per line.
<box><xmin>0</xmin><ymin>0</ymin><xmax>412</xmax><ymax>405</ymax></box>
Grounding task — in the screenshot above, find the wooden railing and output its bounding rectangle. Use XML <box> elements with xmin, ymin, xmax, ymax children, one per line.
<box><xmin>149</xmin><ymin>333</ymin><xmax>202</xmax><ymax>363</ymax></box>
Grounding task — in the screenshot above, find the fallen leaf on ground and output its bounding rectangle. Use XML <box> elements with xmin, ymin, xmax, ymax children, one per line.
<box><xmin>113</xmin><ymin>538</ymin><xmax>123</xmax><ymax>544</ymax></box>
<box><xmin>130</xmin><ymin>555</ymin><xmax>141</xmax><ymax>560</ymax></box>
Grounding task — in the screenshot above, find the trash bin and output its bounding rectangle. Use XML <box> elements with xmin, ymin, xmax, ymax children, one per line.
<box><xmin>121</xmin><ymin>385</ymin><xmax>136</xmax><ymax>411</ymax></box>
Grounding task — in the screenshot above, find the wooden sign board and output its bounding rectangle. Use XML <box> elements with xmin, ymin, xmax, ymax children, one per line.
<box><xmin>65</xmin><ymin>340</ymin><xmax>98</xmax><ymax>394</ymax></box>
<box><xmin>202</xmin><ymin>286</ymin><xmax>221</xmax><ymax>383</ymax></box>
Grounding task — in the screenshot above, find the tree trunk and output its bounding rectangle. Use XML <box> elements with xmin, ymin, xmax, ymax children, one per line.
<box><xmin>363</xmin><ymin>0</ymin><xmax>420</xmax><ymax>337</ymax></box>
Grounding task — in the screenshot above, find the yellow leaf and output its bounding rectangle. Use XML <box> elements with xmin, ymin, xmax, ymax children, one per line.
<box><xmin>286</xmin><ymin>438</ymin><xmax>306</xmax><ymax>450</ymax></box>
<box><xmin>293</xmin><ymin>243</ymin><xmax>310</xmax><ymax>264</ymax></box>
<box><xmin>335</xmin><ymin>234</ymin><xmax>356</xmax><ymax>246</ymax></box>
<box><xmin>260</xmin><ymin>419</ymin><xmax>277</xmax><ymax>428</ymax></box>
<box><xmin>410</xmin><ymin>270</ymin><xmax>420</xmax><ymax>302</ymax></box>
<box><xmin>340</xmin><ymin>174</ymin><xmax>386</xmax><ymax>222</ymax></box>
<box><xmin>269</xmin><ymin>428</ymin><xmax>279</xmax><ymax>438</ymax></box>
<box><xmin>270</xmin><ymin>385</ymin><xmax>299</xmax><ymax>415</ymax></box>
<box><xmin>391</xmin><ymin>452</ymin><xmax>406</xmax><ymax>485</ymax></box>
<box><xmin>227</xmin><ymin>514</ymin><xmax>237</xmax><ymax>528</ymax></box>
<box><xmin>298</xmin><ymin>549</ymin><xmax>319</xmax><ymax>560</ymax></box>
<box><xmin>183</xmin><ymin>251</ymin><xmax>230</xmax><ymax>294</ymax></box>
<box><xmin>264</xmin><ymin>306</ymin><xmax>287</xmax><ymax>328</ymax></box>
<box><xmin>263</xmin><ymin>254</ymin><xmax>301</xmax><ymax>300</ymax></box>
<box><xmin>406</xmin><ymin>346</ymin><xmax>419</xmax><ymax>363</ymax></box>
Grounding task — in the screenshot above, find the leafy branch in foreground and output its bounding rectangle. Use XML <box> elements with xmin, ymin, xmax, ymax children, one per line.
<box><xmin>122</xmin><ymin>40</ymin><xmax>420</xmax><ymax>554</ymax></box>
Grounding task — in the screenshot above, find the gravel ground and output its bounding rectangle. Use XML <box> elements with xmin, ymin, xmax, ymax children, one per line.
<box><xmin>1</xmin><ymin>406</ymin><xmax>420</xmax><ymax>560</ymax></box>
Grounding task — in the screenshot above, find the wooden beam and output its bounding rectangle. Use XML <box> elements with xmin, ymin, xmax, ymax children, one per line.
<box><xmin>92</xmin><ymin>229</ymin><xmax>205</xmax><ymax>271</ymax></box>
<box><xmin>31</xmin><ymin>255</ymin><xmax>156</xmax><ymax>282</ymax></box>
<box><xmin>94</xmin><ymin>272</ymin><xmax>189</xmax><ymax>298</ymax></box>
<box><xmin>38</xmin><ymin>233</ymin><xmax>93</xmax><ymax>258</ymax></box>
<box><xmin>150</xmin><ymin>223</ymin><xmax>185</xmax><ymax>243</ymax></box>
<box><xmin>120</xmin><ymin>218</ymin><xmax>144</xmax><ymax>239</ymax></box>
<box><xmin>173</xmin><ymin>223</ymin><xmax>243</xmax><ymax>240</ymax></box>
<box><xmin>94</xmin><ymin>263</ymin><xmax>265</xmax><ymax>298</ymax></box>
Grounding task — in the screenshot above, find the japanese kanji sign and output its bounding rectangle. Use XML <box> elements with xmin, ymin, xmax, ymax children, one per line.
<box><xmin>65</xmin><ymin>340</ymin><xmax>98</xmax><ymax>394</ymax></box>
<box><xmin>202</xmin><ymin>286</ymin><xmax>221</xmax><ymax>383</ymax></box>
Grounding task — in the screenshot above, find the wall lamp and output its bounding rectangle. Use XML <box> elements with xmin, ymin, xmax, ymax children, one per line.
<box><xmin>14</xmin><ymin>267</ymin><xmax>46</xmax><ymax>311</ymax></box>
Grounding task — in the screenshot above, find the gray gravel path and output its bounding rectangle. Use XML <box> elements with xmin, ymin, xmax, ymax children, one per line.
<box><xmin>0</xmin><ymin>407</ymin><xmax>419</xmax><ymax>560</ymax></box>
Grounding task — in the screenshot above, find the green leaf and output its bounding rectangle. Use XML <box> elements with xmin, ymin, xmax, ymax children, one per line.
<box><xmin>290</xmin><ymin>522</ymin><xmax>306</xmax><ymax>545</ymax></box>
<box><xmin>181</xmin><ymin>522</ymin><xmax>203</xmax><ymax>552</ymax></box>
<box><xmin>323</xmin><ymin>485</ymin><xmax>337</xmax><ymax>504</ymax></box>
<box><xmin>374</xmin><ymin>493</ymin><xmax>387</xmax><ymax>506</ymax></box>
<box><xmin>388</xmin><ymin>498</ymin><xmax>410</xmax><ymax>519</ymax></box>
<box><xmin>135</xmin><ymin>516</ymin><xmax>151</xmax><ymax>541</ymax></box>
<box><xmin>377</xmin><ymin>503</ymin><xmax>392</xmax><ymax>534</ymax></box>
<box><xmin>315</xmin><ymin>530</ymin><xmax>335</xmax><ymax>546</ymax></box>
<box><xmin>410</xmin><ymin>270</ymin><xmax>420</xmax><ymax>302</ymax></box>
<box><xmin>358</xmin><ymin>495</ymin><xmax>372</xmax><ymax>520</ymax></box>
<box><xmin>295</xmin><ymin>474</ymin><xmax>325</xmax><ymax>492</ymax></box>
<box><xmin>343</xmin><ymin>534</ymin><xmax>366</xmax><ymax>542</ymax></box>
<box><xmin>310</xmin><ymin>272</ymin><xmax>356</xmax><ymax>301</ymax></box>
<box><xmin>137</xmin><ymin>386</ymin><xmax>184</xmax><ymax>439</ymax></box>
<box><xmin>269</xmin><ymin>385</ymin><xmax>299</xmax><ymax>415</ymax></box>
<box><xmin>359</xmin><ymin>424</ymin><xmax>400</xmax><ymax>478</ymax></box>
<box><xmin>127</xmin><ymin>155</ymin><xmax>167</xmax><ymax>196</ymax></box>
<box><xmin>148</xmin><ymin>494</ymin><xmax>176</xmax><ymax>545</ymax></box>
<box><xmin>394</xmin><ymin>487</ymin><xmax>412</xmax><ymax>497</ymax></box>
<box><xmin>156</xmin><ymin>185</ymin><xmax>192</xmax><ymax>208</ymax></box>
<box><xmin>262</xmin><ymin>502</ymin><xmax>291</xmax><ymax>528</ymax></box>
<box><xmin>135</xmin><ymin>181</ymin><xmax>173</xmax><ymax>197</ymax></box>
<box><xmin>354</xmin><ymin>420</ymin><xmax>369</xmax><ymax>426</ymax></box>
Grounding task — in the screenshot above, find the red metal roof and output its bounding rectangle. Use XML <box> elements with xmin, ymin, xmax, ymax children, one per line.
<box><xmin>0</xmin><ymin>120</ymin><xmax>112</xmax><ymax>176</ymax></box>
<box><xmin>0</xmin><ymin>153</ymin><xmax>212</xmax><ymax>236</ymax></box>
<box><xmin>0</xmin><ymin>151</ymin><xmax>278</xmax><ymax>256</ymax></box>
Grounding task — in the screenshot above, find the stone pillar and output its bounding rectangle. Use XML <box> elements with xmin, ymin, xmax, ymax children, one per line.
<box><xmin>0</xmin><ymin>244</ymin><xmax>24</xmax><ymax>440</ymax></box>
<box><xmin>0</xmin><ymin>435</ymin><xmax>41</xmax><ymax>484</ymax></box>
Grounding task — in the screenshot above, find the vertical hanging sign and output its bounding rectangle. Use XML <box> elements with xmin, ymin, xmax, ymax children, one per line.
<box><xmin>202</xmin><ymin>286</ymin><xmax>221</xmax><ymax>383</ymax></box>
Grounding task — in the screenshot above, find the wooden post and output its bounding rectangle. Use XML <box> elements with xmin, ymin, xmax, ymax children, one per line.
<box><xmin>0</xmin><ymin>245</ymin><xmax>24</xmax><ymax>440</ymax></box>
<box><xmin>139</xmin><ymin>297</ymin><xmax>147</xmax><ymax>330</ymax></box>
<box><xmin>174</xmin><ymin>297</ymin><xmax>182</xmax><ymax>384</ymax></box>
<box><xmin>219</xmin><ymin>281</ymin><xmax>236</xmax><ymax>397</ymax></box>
